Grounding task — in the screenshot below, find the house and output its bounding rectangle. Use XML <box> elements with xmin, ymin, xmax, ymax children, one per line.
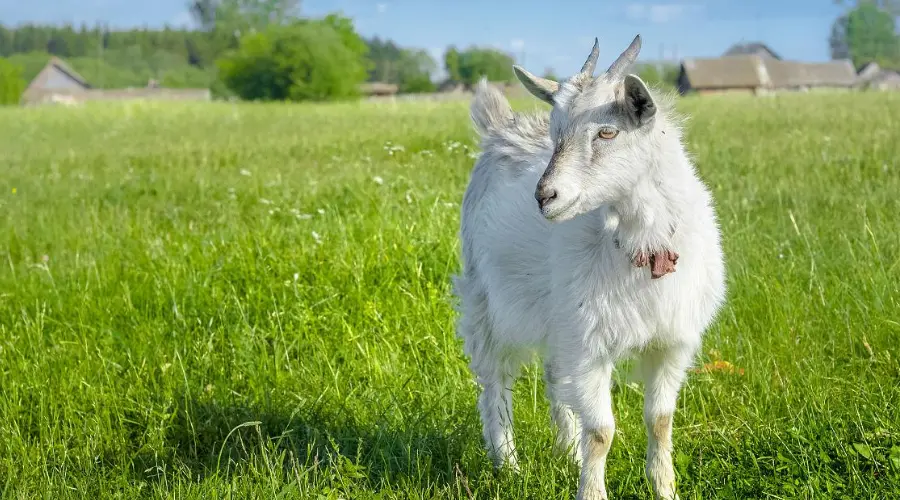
<box><xmin>857</xmin><ymin>62</ymin><xmax>882</xmax><ymax>82</ymax></box>
<box><xmin>21</xmin><ymin>57</ymin><xmax>211</xmax><ymax>106</ymax></box>
<box><xmin>21</xmin><ymin>56</ymin><xmax>91</xmax><ymax>104</ymax></box>
<box><xmin>855</xmin><ymin>62</ymin><xmax>900</xmax><ymax>91</ymax></box>
<box><xmin>867</xmin><ymin>71</ymin><xmax>900</xmax><ymax>90</ymax></box>
<box><xmin>677</xmin><ymin>56</ymin><xmax>770</xmax><ymax>95</ymax></box>
<box><xmin>722</xmin><ymin>42</ymin><xmax>782</xmax><ymax>60</ymax></box>
<box><xmin>677</xmin><ymin>55</ymin><xmax>858</xmax><ymax>95</ymax></box>
<box><xmin>358</xmin><ymin>82</ymin><xmax>399</xmax><ymax>97</ymax></box>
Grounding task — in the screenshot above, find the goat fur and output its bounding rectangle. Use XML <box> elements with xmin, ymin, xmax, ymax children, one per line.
<box><xmin>452</xmin><ymin>37</ymin><xmax>727</xmax><ymax>500</ymax></box>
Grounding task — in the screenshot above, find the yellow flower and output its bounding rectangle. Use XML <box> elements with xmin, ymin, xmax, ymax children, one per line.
<box><xmin>11</xmin><ymin>188</ymin><xmax>16</xmax><ymax>194</ymax></box>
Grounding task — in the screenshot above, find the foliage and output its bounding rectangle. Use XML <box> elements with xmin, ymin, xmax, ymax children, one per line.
<box><xmin>0</xmin><ymin>57</ymin><xmax>25</xmax><ymax>104</ymax></box>
<box><xmin>214</xmin><ymin>0</ymin><xmax>303</xmax><ymax>35</ymax></box>
<box><xmin>830</xmin><ymin>1</ymin><xmax>900</xmax><ymax>69</ymax></box>
<box><xmin>1</xmin><ymin>92</ymin><xmax>900</xmax><ymax>497</ymax></box>
<box><xmin>366</xmin><ymin>37</ymin><xmax>436</xmax><ymax>93</ymax></box>
<box><xmin>446</xmin><ymin>46</ymin><xmax>515</xmax><ymax>86</ymax></box>
<box><xmin>637</xmin><ymin>63</ymin><xmax>681</xmax><ymax>92</ymax></box>
<box><xmin>216</xmin><ymin>17</ymin><xmax>368</xmax><ymax>101</ymax></box>
<box><xmin>444</xmin><ymin>46</ymin><xmax>461</xmax><ymax>83</ymax></box>
<box><xmin>833</xmin><ymin>0</ymin><xmax>900</xmax><ymax>16</ymax></box>
<box><xmin>0</xmin><ymin>20</ymin><xmax>435</xmax><ymax>99</ymax></box>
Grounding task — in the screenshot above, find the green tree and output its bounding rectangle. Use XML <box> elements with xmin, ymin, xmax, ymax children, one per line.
<box><xmin>834</xmin><ymin>0</ymin><xmax>900</xmax><ymax>16</ymax></box>
<box><xmin>215</xmin><ymin>0</ymin><xmax>302</xmax><ymax>34</ymax></box>
<box><xmin>831</xmin><ymin>1</ymin><xmax>900</xmax><ymax>68</ymax></box>
<box><xmin>444</xmin><ymin>46</ymin><xmax>461</xmax><ymax>82</ymax></box>
<box><xmin>217</xmin><ymin>17</ymin><xmax>368</xmax><ymax>101</ymax></box>
<box><xmin>456</xmin><ymin>47</ymin><xmax>515</xmax><ymax>85</ymax></box>
<box><xmin>364</xmin><ymin>37</ymin><xmax>434</xmax><ymax>93</ymax></box>
<box><xmin>0</xmin><ymin>57</ymin><xmax>25</xmax><ymax>105</ymax></box>
<box><xmin>189</xmin><ymin>0</ymin><xmax>221</xmax><ymax>31</ymax></box>
<box><xmin>636</xmin><ymin>63</ymin><xmax>680</xmax><ymax>91</ymax></box>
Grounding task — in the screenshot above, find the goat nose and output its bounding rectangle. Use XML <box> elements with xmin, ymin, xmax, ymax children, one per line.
<box><xmin>535</xmin><ymin>186</ymin><xmax>558</xmax><ymax>209</ymax></box>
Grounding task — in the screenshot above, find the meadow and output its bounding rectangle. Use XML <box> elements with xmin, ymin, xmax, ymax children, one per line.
<box><xmin>1</xmin><ymin>90</ymin><xmax>899</xmax><ymax>499</ymax></box>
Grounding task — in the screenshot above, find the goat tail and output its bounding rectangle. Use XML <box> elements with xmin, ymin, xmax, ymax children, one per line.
<box><xmin>470</xmin><ymin>78</ymin><xmax>513</xmax><ymax>137</ymax></box>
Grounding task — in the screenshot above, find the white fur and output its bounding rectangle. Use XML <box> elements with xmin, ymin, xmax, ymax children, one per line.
<box><xmin>452</xmin><ymin>38</ymin><xmax>727</xmax><ymax>500</ymax></box>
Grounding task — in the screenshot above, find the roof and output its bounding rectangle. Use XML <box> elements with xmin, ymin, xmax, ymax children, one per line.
<box><xmin>680</xmin><ymin>55</ymin><xmax>859</xmax><ymax>90</ymax></box>
<box><xmin>359</xmin><ymin>82</ymin><xmax>399</xmax><ymax>95</ymax></box>
<box><xmin>22</xmin><ymin>87</ymin><xmax>212</xmax><ymax>105</ymax></box>
<box><xmin>864</xmin><ymin>70</ymin><xmax>900</xmax><ymax>89</ymax></box>
<box><xmin>765</xmin><ymin>59</ymin><xmax>857</xmax><ymax>88</ymax></box>
<box><xmin>723</xmin><ymin>42</ymin><xmax>781</xmax><ymax>60</ymax></box>
<box><xmin>680</xmin><ymin>56</ymin><xmax>767</xmax><ymax>89</ymax></box>
<box><xmin>857</xmin><ymin>62</ymin><xmax>883</xmax><ymax>81</ymax></box>
<box><xmin>25</xmin><ymin>56</ymin><xmax>90</xmax><ymax>92</ymax></box>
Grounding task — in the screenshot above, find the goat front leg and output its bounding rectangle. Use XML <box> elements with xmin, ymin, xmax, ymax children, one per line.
<box><xmin>571</xmin><ymin>360</ymin><xmax>615</xmax><ymax>500</ymax></box>
<box><xmin>475</xmin><ymin>363</ymin><xmax>519</xmax><ymax>471</ymax></box>
<box><xmin>544</xmin><ymin>358</ymin><xmax>582</xmax><ymax>465</ymax></box>
<box><xmin>640</xmin><ymin>345</ymin><xmax>695</xmax><ymax>500</ymax></box>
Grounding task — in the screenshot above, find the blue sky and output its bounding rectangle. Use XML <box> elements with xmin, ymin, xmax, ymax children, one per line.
<box><xmin>1</xmin><ymin>0</ymin><xmax>849</xmax><ymax>77</ymax></box>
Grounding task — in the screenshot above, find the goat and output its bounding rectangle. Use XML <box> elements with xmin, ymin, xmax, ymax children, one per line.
<box><xmin>452</xmin><ymin>34</ymin><xmax>727</xmax><ymax>500</ymax></box>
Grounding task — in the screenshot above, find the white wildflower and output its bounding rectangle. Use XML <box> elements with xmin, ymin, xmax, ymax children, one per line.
<box><xmin>240</xmin><ymin>169</ymin><xmax>252</xmax><ymax>177</ymax></box>
<box><xmin>373</xmin><ymin>176</ymin><xmax>384</xmax><ymax>185</ymax></box>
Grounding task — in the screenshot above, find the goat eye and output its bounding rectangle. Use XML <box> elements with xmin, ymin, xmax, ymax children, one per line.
<box><xmin>598</xmin><ymin>127</ymin><xmax>618</xmax><ymax>140</ymax></box>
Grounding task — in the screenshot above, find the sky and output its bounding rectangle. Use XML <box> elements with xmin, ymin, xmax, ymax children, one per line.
<box><xmin>0</xmin><ymin>0</ymin><xmax>850</xmax><ymax>78</ymax></box>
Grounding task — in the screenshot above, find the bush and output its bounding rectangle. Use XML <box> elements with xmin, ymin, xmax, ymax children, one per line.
<box><xmin>637</xmin><ymin>63</ymin><xmax>680</xmax><ymax>92</ymax></box>
<box><xmin>0</xmin><ymin>58</ymin><xmax>25</xmax><ymax>105</ymax></box>
<box><xmin>217</xmin><ymin>15</ymin><xmax>369</xmax><ymax>102</ymax></box>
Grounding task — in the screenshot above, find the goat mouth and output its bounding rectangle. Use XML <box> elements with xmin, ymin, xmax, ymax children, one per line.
<box><xmin>542</xmin><ymin>197</ymin><xmax>579</xmax><ymax>221</ymax></box>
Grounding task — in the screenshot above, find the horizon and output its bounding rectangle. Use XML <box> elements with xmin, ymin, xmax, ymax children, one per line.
<box><xmin>0</xmin><ymin>0</ymin><xmax>855</xmax><ymax>78</ymax></box>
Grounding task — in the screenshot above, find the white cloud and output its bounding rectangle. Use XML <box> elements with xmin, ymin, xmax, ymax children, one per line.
<box><xmin>625</xmin><ymin>3</ymin><xmax>700</xmax><ymax>24</ymax></box>
<box><xmin>376</xmin><ymin>3</ymin><xmax>388</xmax><ymax>14</ymax></box>
<box><xmin>510</xmin><ymin>39</ymin><xmax>526</xmax><ymax>51</ymax></box>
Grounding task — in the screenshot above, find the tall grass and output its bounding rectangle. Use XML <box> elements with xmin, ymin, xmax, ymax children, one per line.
<box><xmin>0</xmin><ymin>93</ymin><xmax>898</xmax><ymax>498</ymax></box>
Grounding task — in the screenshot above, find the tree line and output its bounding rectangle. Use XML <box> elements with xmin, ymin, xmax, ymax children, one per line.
<box><xmin>0</xmin><ymin>0</ymin><xmax>527</xmax><ymax>104</ymax></box>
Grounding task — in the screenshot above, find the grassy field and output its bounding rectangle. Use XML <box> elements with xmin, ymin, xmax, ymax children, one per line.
<box><xmin>1</xmin><ymin>91</ymin><xmax>899</xmax><ymax>499</ymax></box>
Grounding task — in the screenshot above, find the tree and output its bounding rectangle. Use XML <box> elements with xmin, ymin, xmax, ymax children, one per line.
<box><xmin>831</xmin><ymin>1</ymin><xmax>900</xmax><ymax>68</ymax></box>
<box><xmin>444</xmin><ymin>46</ymin><xmax>461</xmax><ymax>82</ymax></box>
<box><xmin>217</xmin><ymin>16</ymin><xmax>368</xmax><ymax>101</ymax></box>
<box><xmin>365</xmin><ymin>37</ymin><xmax>435</xmax><ymax>93</ymax></box>
<box><xmin>456</xmin><ymin>47</ymin><xmax>515</xmax><ymax>85</ymax></box>
<box><xmin>215</xmin><ymin>0</ymin><xmax>302</xmax><ymax>34</ymax></box>
<box><xmin>0</xmin><ymin>57</ymin><xmax>25</xmax><ymax>105</ymax></box>
<box><xmin>829</xmin><ymin>13</ymin><xmax>851</xmax><ymax>60</ymax></box>
<box><xmin>189</xmin><ymin>0</ymin><xmax>221</xmax><ymax>31</ymax></box>
<box><xmin>834</xmin><ymin>0</ymin><xmax>900</xmax><ymax>16</ymax></box>
<box><xmin>636</xmin><ymin>63</ymin><xmax>680</xmax><ymax>92</ymax></box>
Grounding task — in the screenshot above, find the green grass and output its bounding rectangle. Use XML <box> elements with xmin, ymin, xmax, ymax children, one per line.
<box><xmin>1</xmin><ymin>92</ymin><xmax>899</xmax><ymax>499</ymax></box>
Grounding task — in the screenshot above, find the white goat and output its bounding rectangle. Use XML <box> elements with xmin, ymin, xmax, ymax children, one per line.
<box><xmin>452</xmin><ymin>34</ymin><xmax>727</xmax><ymax>500</ymax></box>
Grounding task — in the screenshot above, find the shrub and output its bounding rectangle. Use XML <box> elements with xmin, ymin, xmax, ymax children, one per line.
<box><xmin>217</xmin><ymin>15</ymin><xmax>369</xmax><ymax>102</ymax></box>
<box><xmin>0</xmin><ymin>58</ymin><xmax>25</xmax><ymax>105</ymax></box>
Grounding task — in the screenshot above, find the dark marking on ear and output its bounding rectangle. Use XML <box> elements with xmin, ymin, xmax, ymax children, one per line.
<box><xmin>623</xmin><ymin>74</ymin><xmax>657</xmax><ymax>127</ymax></box>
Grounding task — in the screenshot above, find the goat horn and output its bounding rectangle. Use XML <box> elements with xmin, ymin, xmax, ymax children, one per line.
<box><xmin>605</xmin><ymin>34</ymin><xmax>642</xmax><ymax>78</ymax></box>
<box><xmin>580</xmin><ymin>37</ymin><xmax>600</xmax><ymax>75</ymax></box>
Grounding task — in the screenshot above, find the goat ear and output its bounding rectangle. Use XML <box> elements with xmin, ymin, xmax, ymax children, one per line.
<box><xmin>622</xmin><ymin>74</ymin><xmax>656</xmax><ymax>126</ymax></box>
<box><xmin>512</xmin><ymin>65</ymin><xmax>559</xmax><ymax>105</ymax></box>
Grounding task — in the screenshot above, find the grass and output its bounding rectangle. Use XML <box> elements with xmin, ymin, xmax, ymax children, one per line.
<box><xmin>0</xmin><ymin>91</ymin><xmax>899</xmax><ymax>499</ymax></box>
